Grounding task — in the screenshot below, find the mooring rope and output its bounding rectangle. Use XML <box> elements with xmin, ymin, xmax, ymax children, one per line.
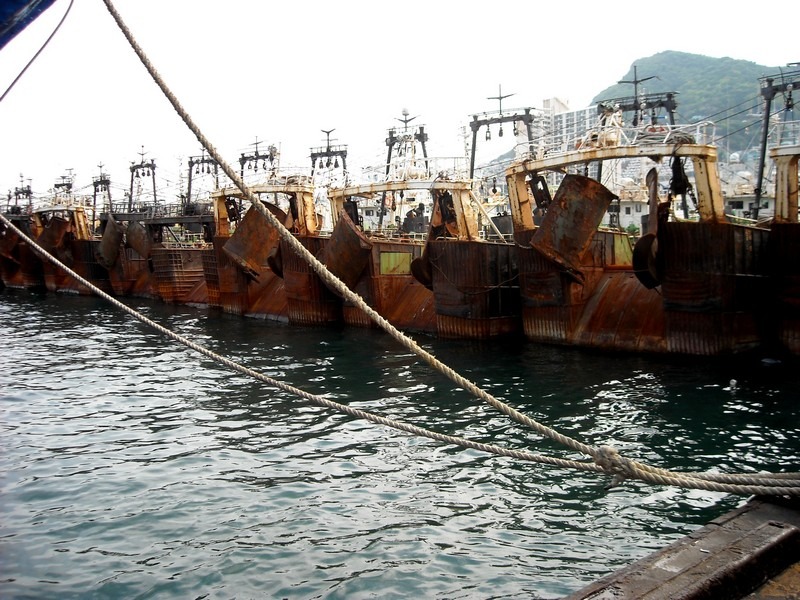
<box><xmin>6</xmin><ymin>0</ymin><xmax>797</xmax><ymax>497</ymax></box>
<box><xmin>0</xmin><ymin>0</ymin><xmax>75</xmax><ymax>104</ymax></box>
<box><xmin>4</xmin><ymin>210</ymin><xmax>799</xmax><ymax>498</ymax></box>
<box><xmin>0</xmin><ymin>212</ymin><xmax>601</xmax><ymax>475</ymax></box>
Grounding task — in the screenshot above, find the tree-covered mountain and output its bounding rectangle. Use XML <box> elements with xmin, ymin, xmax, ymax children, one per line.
<box><xmin>591</xmin><ymin>51</ymin><xmax>788</xmax><ymax>160</ymax></box>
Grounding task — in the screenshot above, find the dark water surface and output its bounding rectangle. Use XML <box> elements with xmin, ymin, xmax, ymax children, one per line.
<box><xmin>1</xmin><ymin>291</ymin><xmax>798</xmax><ymax>599</ymax></box>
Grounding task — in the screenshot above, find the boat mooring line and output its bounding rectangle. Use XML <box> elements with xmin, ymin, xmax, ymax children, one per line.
<box><xmin>5</xmin><ymin>209</ymin><xmax>798</xmax><ymax>498</ymax></box>
<box><xmin>0</xmin><ymin>0</ymin><xmax>75</xmax><ymax>104</ymax></box>
<box><xmin>6</xmin><ymin>0</ymin><xmax>794</xmax><ymax>497</ymax></box>
<box><xmin>0</xmin><ymin>211</ymin><xmax>606</xmax><ymax>475</ymax></box>
<box><xmin>98</xmin><ymin>0</ymin><xmax>602</xmax><ymax>461</ymax></box>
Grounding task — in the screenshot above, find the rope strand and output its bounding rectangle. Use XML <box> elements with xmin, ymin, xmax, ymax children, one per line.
<box><xmin>4</xmin><ymin>0</ymin><xmax>795</xmax><ymax>498</ymax></box>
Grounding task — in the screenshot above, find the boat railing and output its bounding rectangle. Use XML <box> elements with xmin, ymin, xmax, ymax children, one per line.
<box><xmin>362</xmin><ymin>228</ymin><xmax>428</xmax><ymax>243</ymax></box>
<box><xmin>772</xmin><ymin>119</ymin><xmax>800</xmax><ymax>147</ymax></box>
<box><xmin>513</xmin><ymin>121</ymin><xmax>717</xmax><ymax>162</ymax></box>
<box><xmin>354</xmin><ymin>156</ymin><xmax>469</xmax><ymax>186</ymax></box>
<box><xmin>2</xmin><ymin>201</ymin><xmax>33</xmax><ymax>216</ymax></box>
<box><xmin>162</xmin><ymin>230</ymin><xmax>210</xmax><ymax>248</ymax></box>
<box><xmin>107</xmin><ymin>201</ymin><xmax>213</xmax><ymax>219</ymax></box>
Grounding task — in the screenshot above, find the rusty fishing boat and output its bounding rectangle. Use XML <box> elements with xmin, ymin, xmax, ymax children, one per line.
<box><xmin>403</xmin><ymin>106</ymin><xmax>542</xmax><ymax>339</ymax></box>
<box><xmin>97</xmin><ymin>151</ymin><xmax>215</xmax><ymax>304</ymax></box>
<box><xmin>503</xmin><ymin>90</ymin><xmax>771</xmax><ymax>355</ymax></box>
<box><xmin>203</xmin><ymin>142</ymin><xmax>307</xmax><ymax>321</ymax></box>
<box><xmin>0</xmin><ymin>180</ymin><xmax>45</xmax><ymax>291</ymax></box>
<box><xmin>322</xmin><ymin>114</ymin><xmax>444</xmax><ymax>334</ymax></box>
<box><xmin>34</xmin><ymin>174</ymin><xmax>113</xmax><ymax>295</ymax></box>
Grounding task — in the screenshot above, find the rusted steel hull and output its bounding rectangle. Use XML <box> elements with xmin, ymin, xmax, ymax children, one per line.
<box><xmin>36</xmin><ymin>217</ymin><xmax>112</xmax><ymax>295</ymax></box>
<box><xmin>204</xmin><ymin>235</ymin><xmax>287</xmax><ymax>321</ymax></box>
<box><xmin>520</xmin><ymin>230</ymin><xmax>666</xmax><ymax>352</ymax></box>
<box><xmin>279</xmin><ymin>236</ymin><xmax>342</xmax><ymax>326</ymax></box>
<box><xmin>320</xmin><ymin>214</ymin><xmax>436</xmax><ymax>333</ymax></box>
<box><xmin>151</xmin><ymin>247</ymin><xmax>209</xmax><ymax>304</ymax></box>
<box><xmin>0</xmin><ymin>241</ymin><xmax>44</xmax><ymax>290</ymax></box>
<box><xmin>658</xmin><ymin>221</ymin><xmax>769</xmax><ymax>355</ymax></box>
<box><xmin>766</xmin><ymin>222</ymin><xmax>800</xmax><ymax>354</ymax></box>
<box><xmin>41</xmin><ymin>239</ymin><xmax>112</xmax><ymax>295</ymax></box>
<box><xmin>424</xmin><ymin>239</ymin><xmax>521</xmax><ymax>339</ymax></box>
<box><xmin>107</xmin><ymin>247</ymin><xmax>155</xmax><ymax>298</ymax></box>
<box><xmin>0</xmin><ymin>216</ymin><xmax>45</xmax><ymax>290</ymax></box>
<box><xmin>344</xmin><ymin>241</ymin><xmax>436</xmax><ymax>334</ymax></box>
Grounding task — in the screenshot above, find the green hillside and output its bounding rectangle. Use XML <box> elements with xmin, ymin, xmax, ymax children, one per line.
<box><xmin>591</xmin><ymin>51</ymin><xmax>787</xmax><ymax>160</ymax></box>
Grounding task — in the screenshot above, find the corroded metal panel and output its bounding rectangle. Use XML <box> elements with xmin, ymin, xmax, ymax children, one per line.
<box><xmin>318</xmin><ymin>211</ymin><xmax>371</xmax><ymax>289</ymax></box>
<box><xmin>37</xmin><ymin>216</ymin><xmax>70</xmax><ymax>252</ymax></box>
<box><xmin>426</xmin><ymin>239</ymin><xmax>521</xmax><ymax>339</ymax></box>
<box><xmin>96</xmin><ymin>214</ymin><xmax>123</xmax><ymax>269</ymax></box>
<box><xmin>531</xmin><ymin>174</ymin><xmax>618</xmax><ymax>281</ymax></box>
<box><xmin>658</xmin><ymin>221</ymin><xmax>768</xmax><ymax>354</ymax></box>
<box><xmin>202</xmin><ymin>245</ymin><xmax>222</xmax><ymax>308</ymax></box>
<box><xmin>38</xmin><ymin>238</ymin><xmax>112</xmax><ymax>295</ymax></box>
<box><xmin>151</xmin><ymin>247</ymin><xmax>208</xmax><ymax>304</ymax></box>
<box><xmin>222</xmin><ymin>204</ymin><xmax>285</xmax><ymax>279</ymax></box>
<box><xmin>380</xmin><ymin>251</ymin><xmax>412</xmax><ymax>275</ymax></box>
<box><xmin>0</xmin><ymin>240</ymin><xmax>44</xmax><ymax>290</ymax></box>
<box><xmin>108</xmin><ymin>247</ymin><xmax>154</xmax><ymax>298</ymax></box>
<box><xmin>519</xmin><ymin>225</ymin><xmax>667</xmax><ymax>352</ymax></box>
<box><xmin>571</xmin><ymin>272</ymin><xmax>666</xmax><ymax>353</ymax></box>
<box><xmin>338</xmin><ymin>236</ymin><xmax>434</xmax><ymax>333</ymax></box>
<box><xmin>126</xmin><ymin>220</ymin><xmax>152</xmax><ymax>259</ymax></box>
<box><xmin>280</xmin><ymin>236</ymin><xmax>341</xmax><ymax>326</ymax></box>
<box><xmin>0</xmin><ymin>222</ymin><xmax>21</xmax><ymax>261</ymax></box>
<box><xmin>768</xmin><ymin>222</ymin><xmax>800</xmax><ymax>354</ymax></box>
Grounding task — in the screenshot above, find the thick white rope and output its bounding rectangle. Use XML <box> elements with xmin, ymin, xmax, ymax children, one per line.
<box><xmin>0</xmin><ymin>211</ymin><xmax>600</xmax><ymax>473</ymax></box>
<box><xmin>4</xmin><ymin>210</ymin><xmax>799</xmax><ymax>497</ymax></box>
<box><xmin>7</xmin><ymin>0</ymin><xmax>795</xmax><ymax>497</ymax></box>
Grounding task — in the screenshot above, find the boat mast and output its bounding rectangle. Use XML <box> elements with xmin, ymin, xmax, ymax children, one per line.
<box><xmin>754</xmin><ymin>68</ymin><xmax>800</xmax><ymax>219</ymax></box>
<box><xmin>310</xmin><ymin>128</ymin><xmax>347</xmax><ymax>175</ymax></box>
<box><xmin>469</xmin><ymin>85</ymin><xmax>536</xmax><ymax>179</ymax></box>
<box><xmin>617</xmin><ymin>65</ymin><xmax>657</xmax><ymax>127</ymax></box>
<box><xmin>13</xmin><ymin>175</ymin><xmax>32</xmax><ymax>212</ymax></box>
<box><xmin>92</xmin><ymin>164</ymin><xmax>111</xmax><ymax>234</ymax></box>
<box><xmin>129</xmin><ymin>146</ymin><xmax>157</xmax><ymax>212</ymax></box>
<box><xmin>187</xmin><ymin>149</ymin><xmax>218</xmax><ymax>211</ymax></box>
<box><xmin>378</xmin><ymin>110</ymin><xmax>427</xmax><ymax>229</ymax></box>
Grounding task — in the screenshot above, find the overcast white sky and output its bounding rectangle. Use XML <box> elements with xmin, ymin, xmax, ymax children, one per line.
<box><xmin>0</xmin><ymin>0</ymin><xmax>796</xmax><ymax>201</ymax></box>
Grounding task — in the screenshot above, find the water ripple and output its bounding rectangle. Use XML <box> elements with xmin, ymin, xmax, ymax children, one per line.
<box><xmin>1</xmin><ymin>292</ymin><xmax>798</xmax><ymax>599</ymax></box>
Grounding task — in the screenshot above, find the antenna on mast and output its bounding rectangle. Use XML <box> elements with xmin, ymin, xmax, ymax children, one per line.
<box><xmin>618</xmin><ymin>65</ymin><xmax>657</xmax><ymax>126</ymax></box>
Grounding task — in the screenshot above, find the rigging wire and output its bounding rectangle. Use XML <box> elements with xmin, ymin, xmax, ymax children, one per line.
<box><xmin>0</xmin><ymin>0</ymin><xmax>75</xmax><ymax>104</ymax></box>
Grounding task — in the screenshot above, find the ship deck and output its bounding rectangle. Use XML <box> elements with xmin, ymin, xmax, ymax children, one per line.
<box><xmin>566</xmin><ymin>496</ymin><xmax>800</xmax><ymax>599</ymax></box>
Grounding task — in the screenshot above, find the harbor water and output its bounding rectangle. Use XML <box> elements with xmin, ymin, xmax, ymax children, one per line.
<box><xmin>1</xmin><ymin>291</ymin><xmax>798</xmax><ymax>599</ymax></box>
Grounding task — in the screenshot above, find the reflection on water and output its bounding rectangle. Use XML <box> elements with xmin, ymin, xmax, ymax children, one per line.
<box><xmin>1</xmin><ymin>291</ymin><xmax>798</xmax><ymax>599</ymax></box>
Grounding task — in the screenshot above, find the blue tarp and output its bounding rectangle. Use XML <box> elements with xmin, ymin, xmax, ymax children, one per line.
<box><xmin>0</xmin><ymin>0</ymin><xmax>57</xmax><ymax>51</ymax></box>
